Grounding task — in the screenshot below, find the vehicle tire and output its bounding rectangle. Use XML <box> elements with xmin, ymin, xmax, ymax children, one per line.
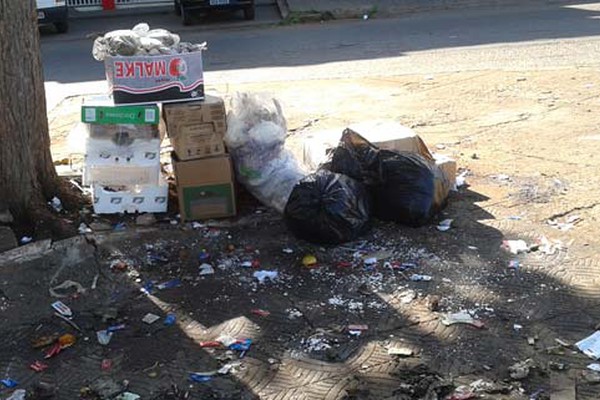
<box><xmin>181</xmin><ymin>4</ymin><xmax>192</xmax><ymax>25</ymax></box>
<box><xmin>54</xmin><ymin>21</ymin><xmax>69</xmax><ymax>34</ymax></box>
<box><xmin>243</xmin><ymin>6</ymin><xmax>255</xmax><ymax>20</ymax></box>
<box><xmin>174</xmin><ymin>0</ymin><xmax>181</xmax><ymax>16</ymax></box>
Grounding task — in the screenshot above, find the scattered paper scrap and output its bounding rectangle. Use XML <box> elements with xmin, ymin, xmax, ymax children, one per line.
<box><xmin>142</xmin><ymin>313</ymin><xmax>160</xmax><ymax>325</ymax></box>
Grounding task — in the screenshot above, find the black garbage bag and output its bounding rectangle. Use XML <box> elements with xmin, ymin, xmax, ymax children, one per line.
<box><xmin>284</xmin><ymin>170</ymin><xmax>371</xmax><ymax>244</ymax></box>
<box><xmin>372</xmin><ymin>150</ymin><xmax>436</xmax><ymax>226</ymax></box>
<box><xmin>327</xmin><ymin>129</ymin><xmax>442</xmax><ymax>227</ymax></box>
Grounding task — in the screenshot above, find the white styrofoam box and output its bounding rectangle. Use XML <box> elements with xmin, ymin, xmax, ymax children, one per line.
<box><xmin>92</xmin><ymin>177</ymin><xmax>168</xmax><ymax>214</ymax></box>
<box><xmin>301</xmin><ymin>121</ymin><xmax>434</xmax><ymax>171</ymax></box>
<box><xmin>83</xmin><ymin>164</ymin><xmax>161</xmax><ymax>186</ymax></box>
<box><xmin>85</xmin><ymin>137</ymin><xmax>161</xmax><ymax>167</ymax></box>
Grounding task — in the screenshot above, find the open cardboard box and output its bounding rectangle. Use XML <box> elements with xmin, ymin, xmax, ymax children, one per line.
<box><xmin>172</xmin><ymin>153</ymin><xmax>236</xmax><ymax>221</ymax></box>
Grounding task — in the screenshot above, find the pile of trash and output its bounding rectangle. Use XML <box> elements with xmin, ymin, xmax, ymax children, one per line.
<box><xmin>92</xmin><ymin>23</ymin><xmax>207</xmax><ymax>61</ymax></box>
<box><xmin>225</xmin><ymin>93</ymin><xmax>455</xmax><ymax>245</ymax></box>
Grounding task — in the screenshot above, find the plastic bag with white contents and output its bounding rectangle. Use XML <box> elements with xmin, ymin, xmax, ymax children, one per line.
<box><xmin>92</xmin><ymin>23</ymin><xmax>183</xmax><ymax>61</ymax></box>
<box><xmin>225</xmin><ymin>93</ymin><xmax>307</xmax><ymax>213</ymax></box>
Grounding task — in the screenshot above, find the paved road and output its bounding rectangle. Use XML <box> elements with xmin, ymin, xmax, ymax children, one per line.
<box><xmin>42</xmin><ymin>2</ymin><xmax>600</xmax><ymax>110</ymax></box>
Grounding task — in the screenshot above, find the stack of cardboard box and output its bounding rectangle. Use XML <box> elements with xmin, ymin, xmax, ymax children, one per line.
<box><xmin>81</xmin><ymin>37</ymin><xmax>236</xmax><ymax>220</ymax></box>
<box><xmin>81</xmin><ymin>96</ymin><xmax>168</xmax><ymax>214</ymax></box>
<box><xmin>163</xmin><ymin>95</ymin><xmax>237</xmax><ymax>222</ymax></box>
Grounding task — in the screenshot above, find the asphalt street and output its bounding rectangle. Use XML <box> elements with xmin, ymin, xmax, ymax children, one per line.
<box><xmin>42</xmin><ymin>2</ymin><xmax>600</xmax><ymax>110</ymax></box>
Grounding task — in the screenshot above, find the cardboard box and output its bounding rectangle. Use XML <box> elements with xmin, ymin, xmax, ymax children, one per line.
<box><xmin>348</xmin><ymin>121</ymin><xmax>434</xmax><ymax>160</ymax></box>
<box><xmin>432</xmin><ymin>154</ymin><xmax>457</xmax><ymax>210</ymax></box>
<box><xmin>172</xmin><ymin>154</ymin><xmax>236</xmax><ymax>221</ymax></box>
<box><xmin>81</xmin><ymin>95</ymin><xmax>159</xmax><ymax>124</ymax></box>
<box><xmin>83</xmin><ymin>164</ymin><xmax>161</xmax><ymax>186</ymax></box>
<box><xmin>105</xmin><ymin>51</ymin><xmax>204</xmax><ymax>105</ymax></box>
<box><xmin>163</xmin><ymin>95</ymin><xmax>226</xmax><ymax>160</ymax></box>
<box><xmin>434</xmin><ymin>154</ymin><xmax>457</xmax><ymax>189</ymax></box>
<box><xmin>301</xmin><ymin>121</ymin><xmax>434</xmax><ymax>170</ymax></box>
<box><xmin>92</xmin><ymin>177</ymin><xmax>168</xmax><ymax>214</ymax></box>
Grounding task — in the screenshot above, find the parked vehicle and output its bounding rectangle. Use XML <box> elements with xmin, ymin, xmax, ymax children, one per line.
<box><xmin>174</xmin><ymin>0</ymin><xmax>255</xmax><ymax>25</ymax></box>
<box><xmin>36</xmin><ymin>0</ymin><xmax>69</xmax><ymax>33</ymax></box>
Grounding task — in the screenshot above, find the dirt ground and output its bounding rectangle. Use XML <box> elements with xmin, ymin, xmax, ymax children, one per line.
<box><xmin>2</xmin><ymin>68</ymin><xmax>599</xmax><ymax>399</ymax></box>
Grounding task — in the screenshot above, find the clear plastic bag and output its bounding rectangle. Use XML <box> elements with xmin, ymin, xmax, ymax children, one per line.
<box><xmin>92</xmin><ymin>23</ymin><xmax>193</xmax><ymax>61</ymax></box>
<box><xmin>225</xmin><ymin>93</ymin><xmax>307</xmax><ymax>213</ymax></box>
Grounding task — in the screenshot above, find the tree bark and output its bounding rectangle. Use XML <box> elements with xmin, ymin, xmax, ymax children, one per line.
<box><xmin>0</xmin><ymin>0</ymin><xmax>59</xmax><ymax>219</ymax></box>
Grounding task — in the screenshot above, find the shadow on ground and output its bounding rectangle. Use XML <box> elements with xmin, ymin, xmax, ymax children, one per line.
<box><xmin>0</xmin><ymin>178</ymin><xmax>598</xmax><ymax>399</ymax></box>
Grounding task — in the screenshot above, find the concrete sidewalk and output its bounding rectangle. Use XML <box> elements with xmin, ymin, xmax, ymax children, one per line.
<box><xmin>281</xmin><ymin>0</ymin><xmax>592</xmax><ymax>18</ymax></box>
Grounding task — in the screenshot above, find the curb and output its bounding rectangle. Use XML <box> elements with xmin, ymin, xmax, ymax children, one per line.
<box><xmin>281</xmin><ymin>0</ymin><xmax>586</xmax><ymax>20</ymax></box>
<box><xmin>0</xmin><ymin>236</ymin><xmax>92</xmax><ymax>266</ymax></box>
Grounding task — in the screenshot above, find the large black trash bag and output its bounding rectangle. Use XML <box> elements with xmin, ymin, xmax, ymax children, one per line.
<box><xmin>284</xmin><ymin>170</ymin><xmax>371</xmax><ymax>244</ymax></box>
<box><xmin>373</xmin><ymin>150</ymin><xmax>436</xmax><ymax>226</ymax></box>
<box><xmin>327</xmin><ymin>129</ymin><xmax>438</xmax><ymax>227</ymax></box>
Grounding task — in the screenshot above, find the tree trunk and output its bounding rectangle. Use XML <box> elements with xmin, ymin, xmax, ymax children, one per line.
<box><xmin>0</xmin><ymin>0</ymin><xmax>60</xmax><ymax>219</ymax></box>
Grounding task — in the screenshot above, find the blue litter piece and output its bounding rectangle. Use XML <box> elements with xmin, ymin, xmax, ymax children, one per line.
<box><xmin>189</xmin><ymin>373</ymin><xmax>213</xmax><ymax>383</ymax></box>
<box><xmin>141</xmin><ymin>281</ymin><xmax>155</xmax><ymax>294</ymax></box>
<box><xmin>156</xmin><ymin>279</ymin><xmax>182</xmax><ymax>291</ymax></box>
<box><xmin>229</xmin><ymin>339</ymin><xmax>252</xmax><ymax>352</ymax></box>
<box><xmin>164</xmin><ymin>313</ymin><xmax>176</xmax><ymax>326</ymax></box>
<box><xmin>1</xmin><ymin>379</ymin><xmax>18</xmax><ymax>388</ymax></box>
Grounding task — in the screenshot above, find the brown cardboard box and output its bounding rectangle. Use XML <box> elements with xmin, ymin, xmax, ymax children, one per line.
<box><xmin>163</xmin><ymin>95</ymin><xmax>227</xmax><ymax>160</ymax></box>
<box><xmin>172</xmin><ymin>154</ymin><xmax>236</xmax><ymax>221</ymax></box>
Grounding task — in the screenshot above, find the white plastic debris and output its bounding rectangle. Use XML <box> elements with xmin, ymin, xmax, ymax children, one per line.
<box><xmin>441</xmin><ymin>311</ymin><xmax>484</xmax><ymax>328</ymax></box>
<box><xmin>576</xmin><ymin>331</ymin><xmax>600</xmax><ymax>359</ymax></box>
<box><xmin>436</xmin><ymin>219</ymin><xmax>453</xmax><ymax>232</ymax></box>
<box><xmin>502</xmin><ymin>239</ymin><xmax>529</xmax><ymax>255</ymax></box>
<box><xmin>96</xmin><ymin>330</ymin><xmax>113</xmax><ymax>345</ymax></box>
<box><xmin>513</xmin><ymin>324</ymin><xmax>523</xmax><ymax>332</ymax></box>
<box><xmin>192</xmin><ymin>222</ymin><xmax>205</xmax><ymax>229</ymax></box>
<box><xmin>49</xmin><ymin>196</ymin><xmax>63</xmax><ymax>212</ymax></box>
<box><xmin>363</xmin><ymin>257</ymin><xmax>378</xmax><ymax>266</ymax></box>
<box><xmin>409</xmin><ymin>274</ymin><xmax>432</xmax><ymax>282</ymax></box>
<box><xmin>454</xmin><ymin>170</ymin><xmax>469</xmax><ymax>190</ymax></box>
<box><xmin>199</xmin><ymin>263</ymin><xmax>215</xmax><ymax>275</ymax></box>
<box><xmin>6</xmin><ymin>390</ymin><xmax>26</xmax><ymax>400</ymax></box>
<box><xmin>253</xmin><ymin>270</ymin><xmax>278</xmax><ymax>284</ymax></box>
<box><xmin>508</xmin><ymin>359</ymin><xmax>534</xmax><ymax>380</ymax></box>
<box><xmin>547</xmin><ymin>215</ymin><xmax>581</xmax><ymax>231</ymax></box>
<box><xmin>282</xmin><ymin>248</ymin><xmax>294</xmax><ymax>254</ymax></box>
<box><xmin>78</xmin><ymin>223</ymin><xmax>92</xmax><ymax>234</ymax></box>
<box><xmin>387</xmin><ymin>347</ymin><xmax>414</xmax><ymax>356</ymax></box>
<box><xmin>399</xmin><ymin>289</ymin><xmax>417</xmax><ymax>304</ymax></box>
<box><xmin>115</xmin><ymin>393</ymin><xmax>141</xmax><ymax>400</ymax></box>
<box><xmin>588</xmin><ymin>363</ymin><xmax>600</xmax><ymax>372</ymax></box>
<box><xmin>20</xmin><ymin>236</ymin><xmax>32</xmax><ymax>244</ymax></box>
